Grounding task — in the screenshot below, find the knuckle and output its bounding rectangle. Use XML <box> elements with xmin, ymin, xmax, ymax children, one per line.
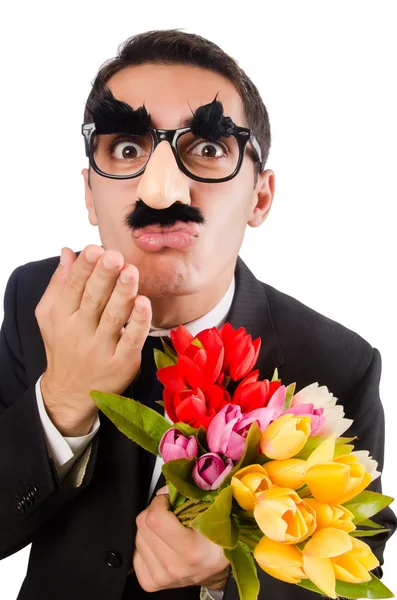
<box><xmin>122</xmin><ymin>329</ymin><xmax>142</xmax><ymax>348</ymax></box>
<box><xmin>102</xmin><ymin>310</ymin><xmax>121</xmax><ymax>327</ymax></box>
<box><xmin>66</xmin><ymin>272</ymin><xmax>83</xmax><ymax>293</ymax></box>
<box><xmin>165</xmin><ymin>562</ymin><xmax>181</xmax><ymax>582</ymax></box>
<box><xmin>186</xmin><ymin>547</ymin><xmax>203</xmax><ymax>567</ymax></box>
<box><xmin>80</xmin><ymin>289</ymin><xmax>101</xmax><ymax>311</ymax></box>
<box><xmin>145</xmin><ymin>510</ymin><xmax>161</xmax><ymax>530</ymax></box>
<box><xmin>136</xmin><ymin>511</ymin><xmax>147</xmax><ymax>529</ymax></box>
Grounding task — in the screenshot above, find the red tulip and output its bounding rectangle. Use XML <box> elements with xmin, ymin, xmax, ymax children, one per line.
<box><xmin>163</xmin><ymin>384</ymin><xmax>231</xmax><ymax>429</ymax></box>
<box><xmin>170</xmin><ymin>325</ymin><xmax>194</xmax><ymax>355</ymax></box>
<box><xmin>158</xmin><ymin>327</ymin><xmax>224</xmax><ymax>392</ymax></box>
<box><xmin>232</xmin><ymin>370</ymin><xmax>282</xmax><ymax>412</ymax></box>
<box><xmin>218</xmin><ymin>323</ymin><xmax>261</xmax><ymax>380</ymax></box>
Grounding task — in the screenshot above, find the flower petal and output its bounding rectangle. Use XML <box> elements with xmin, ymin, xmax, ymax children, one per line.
<box><xmin>303</xmin><ymin>555</ymin><xmax>337</xmax><ymax>599</ymax></box>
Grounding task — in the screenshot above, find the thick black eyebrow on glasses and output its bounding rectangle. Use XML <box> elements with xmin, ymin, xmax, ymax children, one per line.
<box><xmin>85</xmin><ymin>86</ymin><xmax>238</xmax><ymax>140</ymax></box>
<box><xmin>85</xmin><ymin>86</ymin><xmax>152</xmax><ymax>135</ymax></box>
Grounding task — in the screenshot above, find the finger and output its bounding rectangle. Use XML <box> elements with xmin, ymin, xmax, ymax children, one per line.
<box><xmin>94</xmin><ymin>263</ymin><xmax>140</xmax><ymax>344</ymax></box>
<box><xmin>133</xmin><ymin>548</ymin><xmax>160</xmax><ymax>593</ymax></box>
<box><xmin>114</xmin><ymin>294</ymin><xmax>152</xmax><ymax>360</ymax></box>
<box><xmin>156</xmin><ymin>485</ymin><xmax>170</xmax><ymax>496</ymax></box>
<box><xmin>56</xmin><ymin>244</ymin><xmax>105</xmax><ymax>316</ymax></box>
<box><xmin>134</xmin><ymin>531</ymin><xmax>173</xmax><ymax>589</ymax></box>
<box><xmin>35</xmin><ymin>248</ymin><xmax>77</xmax><ymax>320</ymax></box>
<box><xmin>144</xmin><ymin>495</ymin><xmax>194</xmax><ymax>552</ymax></box>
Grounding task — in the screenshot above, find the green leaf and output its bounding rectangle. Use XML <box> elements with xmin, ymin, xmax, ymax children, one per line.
<box><xmin>155</xmin><ymin>400</ymin><xmax>165</xmax><ymax>408</ymax></box>
<box><xmin>360</xmin><ymin>518</ymin><xmax>385</xmax><ymax>529</ymax></box>
<box><xmin>161</xmin><ymin>458</ymin><xmax>208</xmax><ymax>500</ymax></box>
<box><xmin>297</xmin><ymin>573</ymin><xmax>394</xmax><ymax>598</ymax></box>
<box><xmin>350</xmin><ymin>528</ymin><xmax>391</xmax><ymax>537</ymax></box>
<box><xmin>90</xmin><ymin>391</ymin><xmax>169</xmax><ymax>455</ymax></box>
<box><xmin>161</xmin><ymin>337</ymin><xmax>178</xmax><ymax>362</ymax></box>
<box><xmin>294</xmin><ymin>435</ymin><xmax>356</xmax><ymax>460</ymax></box>
<box><xmin>197</xmin><ymin>426</ymin><xmax>208</xmax><ymax>453</ymax></box>
<box><xmin>343</xmin><ymin>491</ymin><xmax>395</xmax><ymax>524</ymax></box>
<box><xmin>224</xmin><ymin>541</ymin><xmax>260</xmax><ymax>600</ymax></box>
<box><xmin>333</xmin><ymin>444</ymin><xmax>354</xmax><ymax>457</ymax></box>
<box><xmin>154</xmin><ymin>348</ymin><xmax>175</xmax><ymax>370</ymax></box>
<box><xmin>271</xmin><ymin>368</ymin><xmax>279</xmax><ymax>382</ymax></box>
<box><xmin>296</xmin><ymin>485</ymin><xmax>312</xmax><ymax>498</ymax></box>
<box><xmin>174</xmin><ymin>422</ymin><xmax>198</xmax><ymax>437</ymax></box>
<box><xmin>190</xmin><ymin>486</ymin><xmax>238</xmax><ymax>548</ymax></box>
<box><xmin>168</xmin><ymin>482</ymin><xmax>178</xmax><ymax>506</ymax></box>
<box><xmin>282</xmin><ymin>382</ymin><xmax>296</xmax><ymax>411</ymax></box>
<box><xmin>219</xmin><ymin>421</ymin><xmax>262</xmax><ymax>491</ymax></box>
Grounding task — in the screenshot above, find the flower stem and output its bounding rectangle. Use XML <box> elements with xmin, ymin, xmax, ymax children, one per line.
<box><xmin>239</xmin><ymin>534</ymin><xmax>259</xmax><ymax>551</ymax></box>
<box><xmin>174</xmin><ymin>501</ymin><xmax>211</xmax><ymax>520</ymax></box>
<box><xmin>173</xmin><ymin>499</ymin><xmax>199</xmax><ymax>516</ymax></box>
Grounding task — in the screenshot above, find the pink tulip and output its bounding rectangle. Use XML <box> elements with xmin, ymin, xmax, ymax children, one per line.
<box><xmin>159</xmin><ymin>428</ymin><xmax>198</xmax><ymax>463</ymax></box>
<box><xmin>207</xmin><ymin>404</ymin><xmax>279</xmax><ymax>462</ymax></box>
<box><xmin>282</xmin><ymin>403</ymin><xmax>325</xmax><ymax>435</ymax></box>
<box><xmin>192</xmin><ymin>453</ymin><xmax>234</xmax><ymax>490</ymax></box>
<box><xmin>207</xmin><ymin>404</ymin><xmax>242</xmax><ymax>454</ymax></box>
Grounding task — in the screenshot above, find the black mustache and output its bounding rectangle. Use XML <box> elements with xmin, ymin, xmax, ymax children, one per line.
<box><xmin>124</xmin><ymin>200</ymin><xmax>206</xmax><ymax>230</ymax></box>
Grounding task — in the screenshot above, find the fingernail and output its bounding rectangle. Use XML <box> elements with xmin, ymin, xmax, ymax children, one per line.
<box><xmin>120</xmin><ymin>269</ymin><xmax>132</xmax><ymax>283</ymax></box>
<box><xmin>134</xmin><ymin>299</ymin><xmax>144</xmax><ymax>312</ymax></box>
<box><xmin>86</xmin><ymin>248</ymin><xmax>99</xmax><ymax>263</ymax></box>
<box><xmin>60</xmin><ymin>248</ymin><xmax>66</xmax><ymax>265</ymax></box>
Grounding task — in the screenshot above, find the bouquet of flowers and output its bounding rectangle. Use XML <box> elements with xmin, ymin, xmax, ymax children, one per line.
<box><xmin>90</xmin><ymin>324</ymin><xmax>394</xmax><ymax>600</ymax></box>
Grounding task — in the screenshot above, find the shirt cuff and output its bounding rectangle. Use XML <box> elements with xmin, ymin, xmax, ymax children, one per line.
<box><xmin>36</xmin><ymin>374</ymin><xmax>100</xmax><ymax>468</ymax></box>
<box><xmin>200</xmin><ymin>586</ymin><xmax>224</xmax><ymax>600</ymax></box>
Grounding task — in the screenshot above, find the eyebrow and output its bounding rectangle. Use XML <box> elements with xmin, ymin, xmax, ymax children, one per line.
<box><xmin>87</xmin><ymin>86</ymin><xmax>237</xmax><ymax>136</ymax></box>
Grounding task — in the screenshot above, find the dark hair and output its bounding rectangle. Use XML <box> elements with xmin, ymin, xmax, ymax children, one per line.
<box><xmin>84</xmin><ymin>29</ymin><xmax>271</xmax><ymax>184</ymax></box>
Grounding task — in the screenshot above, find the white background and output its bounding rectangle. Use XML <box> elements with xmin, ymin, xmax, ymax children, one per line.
<box><xmin>0</xmin><ymin>1</ymin><xmax>396</xmax><ymax>598</ymax></box>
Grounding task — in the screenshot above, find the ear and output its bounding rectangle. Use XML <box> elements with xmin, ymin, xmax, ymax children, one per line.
<box><xmin>247</xmin><ymin>169</ymin><xmax>275</xmax><ymax>227</ymax></box>
<box><xmin>82</xmin><ymin>167</ymin><xmax>98</xmax><ymax>226</ymax></box>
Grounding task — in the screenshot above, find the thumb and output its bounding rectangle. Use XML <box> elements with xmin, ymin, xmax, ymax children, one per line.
<box><xmin>156</xmin><ymin>485</ymin><xmax>170</xmax><ymax>496</ymax></box>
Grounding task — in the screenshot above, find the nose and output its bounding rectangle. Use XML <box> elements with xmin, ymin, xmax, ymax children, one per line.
<box><xmin>135</xmin><ymin>140</ymin><xmax>191</xmax><ymax>210</ymax></box>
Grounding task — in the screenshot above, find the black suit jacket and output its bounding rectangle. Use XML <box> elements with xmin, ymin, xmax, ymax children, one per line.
<box><xmin>0</xmin><ymin>253</ymin><xmax>395</xmax><ymax>600</ymax></box>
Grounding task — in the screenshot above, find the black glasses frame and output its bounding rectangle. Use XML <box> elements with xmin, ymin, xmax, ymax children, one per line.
<box><xmin>81</xmin><ymin>123</ymin><xmax>263</xmax><ymax>183</ymax></box>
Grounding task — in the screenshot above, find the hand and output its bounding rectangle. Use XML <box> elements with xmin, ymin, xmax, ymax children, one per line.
<box><xmin>35</xmin><ymin>244</ymin><xmax>152</xmax><ymax>436</ymax></box>
<box><xmin>133</xmin><ymin>491</ymin><xmax>230</xmax><ymax>593</ymax></box>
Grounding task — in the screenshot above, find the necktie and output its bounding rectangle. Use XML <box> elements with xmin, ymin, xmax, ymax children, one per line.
<box><xmin>130</xmin><ymin>336</ymin><xmax>168</xmax><ymax>512</ymax></box>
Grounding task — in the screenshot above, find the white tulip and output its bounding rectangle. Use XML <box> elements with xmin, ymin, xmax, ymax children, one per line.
<box><xmin>352</xmin><ymin>450</ymin><xmax>381</xmax><ymax>481</ymax></box>
<box><xmin>292</xmin><ymin>382</ymin><xmax>353</xmax><ymax>437</ymax></box>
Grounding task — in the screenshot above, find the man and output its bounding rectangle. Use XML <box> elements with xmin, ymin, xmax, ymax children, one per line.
<box><xmin>0</xmin><ymin>29</ymin><xmax>395</xmax><ymax>600</ymax></box>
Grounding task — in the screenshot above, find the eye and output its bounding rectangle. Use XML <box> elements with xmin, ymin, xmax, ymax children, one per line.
<box><xmin>190</xmin><ymin>140</ymin><xmax>228</xmax><ymax>158</ymax></box>
<box><xmin>111</xmin><ymin>140</ymin><xmax>143</xmax><ymax>160</ymax></box>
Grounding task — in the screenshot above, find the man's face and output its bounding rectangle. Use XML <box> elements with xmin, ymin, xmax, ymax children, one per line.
<box><xmin>82</xmin><ymin>63</ymin><xmax>274</xmax><ymax>298</ymax></box>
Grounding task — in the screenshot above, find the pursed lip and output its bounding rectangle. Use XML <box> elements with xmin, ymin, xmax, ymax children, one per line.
<box><xmin>132</xmin><ymin>221</ymin><xmax>200</xmax><ymax>238</ymax></box>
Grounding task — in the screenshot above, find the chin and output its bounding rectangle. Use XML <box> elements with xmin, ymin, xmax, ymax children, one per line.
<box><xmin>136</xmin><ymin>251</ymin><xmax>201</xmax><ymax>298</ymax></box>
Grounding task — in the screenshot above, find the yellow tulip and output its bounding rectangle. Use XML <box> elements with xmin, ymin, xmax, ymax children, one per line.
<box><xmin>302</xmin><ymin>527</ymin><xmax>379</xmax><ymax>599</ymax></box>
<box><xmin>231</xmin><ymin>464</ymin><xmax>273</xmax><ymax>510</ymax></box>
<box><xmin>304</xmin><ymin>498</ymin><xmax>356</xmax><ymax>533</ymax></box>
<box><xmin>264</xmin><ymin>458</ymin><xmax>306</xmax><ymax>490</ymax></box>
<box><xmin>260</xmin><ymin>414</ymin><xmax>311</xmax><ymax>460</ymax></box>
<box><xmin>254</xmin><ymin>487</ymin><xmax>316</xmax><ymax>544</ymax></box>
<box><xmin>254</xmin><ymin>537</ymin><xmax>305</xmax><ymax>584</ymax></box>
<box><xmin>305</xmin><ymin>453</ymin><xmax>372</xmax><ymax>505</ymax></box>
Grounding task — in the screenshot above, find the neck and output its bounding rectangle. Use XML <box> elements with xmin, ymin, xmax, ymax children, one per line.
<box><xmin>149</xmin><ymin>260</ymin><xmax>235</xmax><ymax>329</ymax></box>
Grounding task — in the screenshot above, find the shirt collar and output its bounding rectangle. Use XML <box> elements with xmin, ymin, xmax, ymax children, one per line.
<box><xmin>148</xmin><ymin>275</ymin><xmax>235</xmax><ymax>338</ymax></box>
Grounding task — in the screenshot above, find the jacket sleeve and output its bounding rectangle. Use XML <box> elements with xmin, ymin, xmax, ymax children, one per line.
<box><xmin>341</xmin><ymin>347</ymin><xmax>396</xmax><ymax>574</ymax></box>
<box><xmin>0</xmin><ymin>266</ymin><xmax>99</xmax><ymax>560</ymax></box>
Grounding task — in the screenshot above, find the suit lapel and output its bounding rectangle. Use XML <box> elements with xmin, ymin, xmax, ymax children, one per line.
<box><xmin>227</xmin><ymin>256</ymin><xmax>284</xmax><ymax>377</ymax></box>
